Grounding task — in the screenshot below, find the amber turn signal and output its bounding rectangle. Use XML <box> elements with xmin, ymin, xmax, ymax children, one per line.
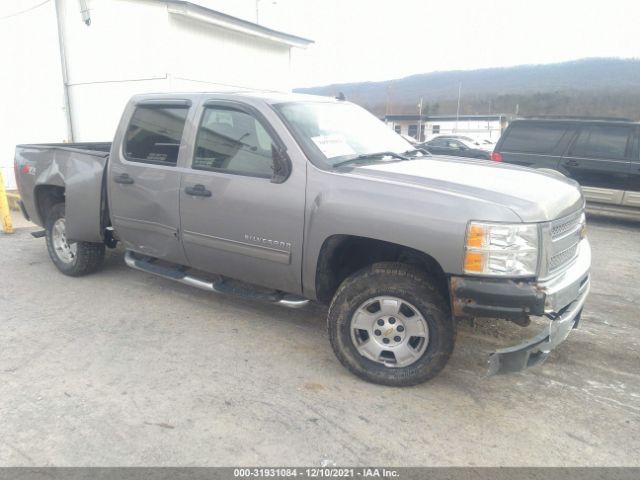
<box><xmin>466</xmin><ymin>224</ymin><xmax>486</xmax><ymax>248</ymax></box>
<box><xmin>464</xmin><ymin>252</ymin><xmax>484</xmax><ymax>272</ymax></box>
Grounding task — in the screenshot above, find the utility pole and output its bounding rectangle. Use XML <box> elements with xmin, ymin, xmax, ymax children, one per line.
<box><xmin>417</xmin><ymin>97</ymin><xmax>423</xmax><ymax>141</ymax></box>
<box><xmin>455</xmin><ymin>81</ymin><xmax>462</xmax><ymax>133</ymax></box>
<box><xmin>385</xmin><ymin>84</ymin><xmax>392</xmax><ymax>116</ymax></box>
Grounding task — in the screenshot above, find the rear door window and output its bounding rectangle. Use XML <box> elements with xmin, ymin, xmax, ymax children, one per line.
<box><xmin>501</xmin><ymin>123</ymin><xmax>568</xmax><ymax>154</ymax></box>
<box><xmin>124</xmin><ymin>106</ymin><xmax>188</xmax><ymax>165</ymax></box>
<box><xmin>568</xmin><ymin>125</ymin><xmax>631</xmax><ymax>160</ymax></box>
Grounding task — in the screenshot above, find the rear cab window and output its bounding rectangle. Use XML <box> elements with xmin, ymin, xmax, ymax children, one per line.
<box><xmin>124</xmin><ymin>106</ymin><xmax>189</xmax><ymax>166</ymax></box>
<box><xmin>501</xmin><ymin>123</ymin><xmax>569</xmax><ymax>154</ymax></box>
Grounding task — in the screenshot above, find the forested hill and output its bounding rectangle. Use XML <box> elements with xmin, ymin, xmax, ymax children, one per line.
<box><xmin>294</xmin><ymin>58</ymin><xmax>640</xmax><ymax>119</ymax></box>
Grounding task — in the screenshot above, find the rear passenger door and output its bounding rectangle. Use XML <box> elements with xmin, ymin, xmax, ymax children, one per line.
<box><xmin>108</xmin><ymin>100</ymin><xmax>191</xmax><ymax>264</ymax></box>
<box><xmin>561</xmin><ymin>124</ymin><xmax>632</xmax><ymax>203</ymax></box>
<box><xmin>178</xmin><ymin>101</ymin><xmax>306</xmax><ymax>295</ymax></box>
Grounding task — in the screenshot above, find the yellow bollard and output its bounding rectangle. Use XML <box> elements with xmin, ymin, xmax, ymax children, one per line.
<box><xmin>0</xmin><ymin>171</ymin><xmax>14</xmax><ymax>234</ymax></box>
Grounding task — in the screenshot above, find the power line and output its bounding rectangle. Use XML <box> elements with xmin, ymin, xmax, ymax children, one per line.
<box><xmin>0</xmin><ymin>0</ymin><xmax>51</xmax><ymax>21</ymax></box>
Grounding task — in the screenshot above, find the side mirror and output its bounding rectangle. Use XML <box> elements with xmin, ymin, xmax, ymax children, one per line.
<box><xmin>271</xmin><ymin>145</ymin><xmax>291</xmax><ymax>183</ymax></box>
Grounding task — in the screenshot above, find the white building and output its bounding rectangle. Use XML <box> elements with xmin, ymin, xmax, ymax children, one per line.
<box><xmin>384</xmin><ymin>114</ymin><xmax>509</xmax><ymax>142</ymax></box>
<box><xmin>0</xmin><ymin>0</ymin><xmax>312</xmax><ymax>188</ymax></box>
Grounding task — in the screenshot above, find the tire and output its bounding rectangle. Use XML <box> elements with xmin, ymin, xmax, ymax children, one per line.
<box><xmin>328</xmin><ymin>262</ymin><xmax>455</xmax><ymax>386</ymax></box>
<box><xmin>45</xmin><ymin>203</ymin><xmax>105</xmax><ymax>276</ymax></box>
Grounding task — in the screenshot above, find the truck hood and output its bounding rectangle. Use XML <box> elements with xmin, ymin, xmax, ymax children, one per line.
<box><xmin>353</xmin><ymin>156</ymin><xmax>584</xmax><ymax>222</ymax></box>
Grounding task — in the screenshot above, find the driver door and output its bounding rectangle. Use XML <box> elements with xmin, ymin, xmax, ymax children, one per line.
<box><xmin>179</xmin><ymin>101</ymin><xmax>306</xmax><ymax>294</ymax></box>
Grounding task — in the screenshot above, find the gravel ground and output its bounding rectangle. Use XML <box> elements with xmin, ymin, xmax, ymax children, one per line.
<box><xmin>0</xmin><ymin>211</ymin><xmax>638</xmax><ymax>466</ymax></box>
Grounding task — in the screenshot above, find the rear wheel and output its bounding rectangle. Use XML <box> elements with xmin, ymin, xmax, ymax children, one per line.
<box><xmin>45</xmin><ymin>203</ymin><xmax>105</xmax><ymax>276</ymax></box>
<box><xmin>328</xmin><ymin>262</ymin><xmax>455</xmax><ymax>386</ymax></box>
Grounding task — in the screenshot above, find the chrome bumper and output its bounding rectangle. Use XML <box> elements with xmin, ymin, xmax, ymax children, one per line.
<box><xmin>488</xmin><ymin>239</ymin><xmax>591</xmax><ymax>376</ymax></box>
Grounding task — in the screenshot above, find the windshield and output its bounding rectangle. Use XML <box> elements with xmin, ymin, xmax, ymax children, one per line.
<box><xmin>274</xmin><ymin>101</ymin><xmax>415</xmax><ymax>167</ymax></box>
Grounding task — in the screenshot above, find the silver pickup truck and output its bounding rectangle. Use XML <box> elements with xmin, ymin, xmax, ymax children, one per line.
<box><xmin>14</xmin><ymin>92</ymin><xmax>591</xmax><ymax>386</ymax></box>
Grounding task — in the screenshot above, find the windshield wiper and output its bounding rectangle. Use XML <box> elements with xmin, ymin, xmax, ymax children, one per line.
<box><xmin>333</xmin><ymin>151</ymin><xmax>409</xmax><ymax>168</ymax></box>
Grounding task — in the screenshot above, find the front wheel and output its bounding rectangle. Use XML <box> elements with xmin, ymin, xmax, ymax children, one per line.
<box><xmin>328</xmin><ymin>262</ymin><xmax>455</xmax><ymax>386</ymax></box>
<box><xmin>45</xmin><ymin>203</ymin><xmax>105</xmax><ymax>276</ymax></box>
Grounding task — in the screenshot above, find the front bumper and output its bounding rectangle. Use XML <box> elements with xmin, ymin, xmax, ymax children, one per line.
<box><xmin>450</xmin><ymin>239</ymin><xmax>591</xmax><ymax>375</ymax></box>
<box><xmin>488</xmin><ymin>276</ymin><xmax>589</xmax><ymax>375</ymax></box>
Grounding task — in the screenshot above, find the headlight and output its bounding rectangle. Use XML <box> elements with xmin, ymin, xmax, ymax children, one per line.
<box><xmin>464</xmin><ymin>222</ymin><xmax>539</xmax><ymax>276</ymax></box>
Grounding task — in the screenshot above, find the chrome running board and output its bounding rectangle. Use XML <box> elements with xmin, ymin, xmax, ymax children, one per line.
<box><xmin>124</xmin><ymin>250</ymin><xmax>309</xmax><ymax>309</ymax></box>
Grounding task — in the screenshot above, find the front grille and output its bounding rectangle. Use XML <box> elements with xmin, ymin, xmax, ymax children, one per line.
<box><xmin>546</xmin><ymin>210</ymin><xmax>584</xmax><ymax>275</ymax></box>
<box><xmin>549</xmin><ymin>243</ymin><xmax>579</xmax><ymax>272</ymax></box>
<box><xmin>551</xmin><ymin>210</ymin><xmax>583</xmax><ymax>239</ymax></box>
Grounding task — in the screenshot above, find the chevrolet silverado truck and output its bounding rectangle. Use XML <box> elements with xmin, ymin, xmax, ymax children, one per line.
<box><xmin>14</xmin><ymin>92</ymin><xmax>591</xmax><ymax>386</ymax></box>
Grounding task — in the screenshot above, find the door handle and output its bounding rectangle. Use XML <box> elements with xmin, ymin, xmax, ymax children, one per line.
<box><xmin>113</xmin><ymin>173</ymin><xmax>134</xmax><ymax>184</ymax></box>
<box><xmin>564</xmin><ymin>159</ymin><xmax>579</xmax><ymax>167</ymax></box>
<box><xmin>184</xmin><ymin>184</ymin><xmax>212</xmax><ymax>197</ymax></box>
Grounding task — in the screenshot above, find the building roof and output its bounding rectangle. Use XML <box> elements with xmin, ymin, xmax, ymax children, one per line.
<box><xmin>385</xmin><ymin>114</ymin><xmax>508</xmax><ymax>122</ymax></box>
<box><xmin>162</xmin><ymin>0</ymin><xmax>314</xmax><ymax>48</ymax></box>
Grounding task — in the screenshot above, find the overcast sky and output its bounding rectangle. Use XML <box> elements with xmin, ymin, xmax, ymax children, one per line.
<box><xmin>3</xmin><ymin>0</ymin><xmax>640</xmax><ymax>88</ymax></box>
<box><xmin>237</xmin><ymin>0</ymin><xmax>640</xmax><ymax>87</ymax></box>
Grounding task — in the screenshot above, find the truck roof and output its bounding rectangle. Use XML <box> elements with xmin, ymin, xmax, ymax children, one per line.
<box><xmin>511</xmin><ymin>117</ymin><xmax>639</xmax><ymax>126</ymax></box>
<box><xmin>128</xmin><ymin>91</ymin><xmax>340</xmax><ymax>106</ymax></box>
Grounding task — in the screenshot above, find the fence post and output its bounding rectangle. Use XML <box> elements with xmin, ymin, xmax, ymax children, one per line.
<box><xmin>0</xmin><ymin>171</ymin><xmax>14</xmax><ymax>234</ymax></box>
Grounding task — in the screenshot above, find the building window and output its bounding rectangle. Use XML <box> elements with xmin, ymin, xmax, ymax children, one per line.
<box><xmin>408</xmin><ymin>124</ymin><xmax>418</xmax><ymax>138</ymax></box>
<box><xmin>432</xmin><ymin>125</ymin><xmax>440</xmax><ymax>134</ymax></box>
<box><xmin>394</xmin><ymin>125</ymin><xmax>401</xmax><ymax>134</ymax></box>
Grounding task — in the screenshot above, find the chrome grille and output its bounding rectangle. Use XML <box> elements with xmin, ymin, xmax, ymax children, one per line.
<box><xmin>549</xmin><ymin>243</ymin><xmax>579</xmax><ymax>272</ymax></box>
<box><xmin>546</xmin><ymin>210</ymin><xmax>585</xmax><ymax>275</ymax></box>
<box><xmin>551</xmin><ymin>210</ymin><xmax>583</xmax><ymax>239</ymax></box>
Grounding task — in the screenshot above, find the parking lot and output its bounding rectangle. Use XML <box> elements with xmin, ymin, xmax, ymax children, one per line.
<box><xmin>1</xmin><ymin>211</ymin><xmax>638</xmax><ymax>466</ymax></box>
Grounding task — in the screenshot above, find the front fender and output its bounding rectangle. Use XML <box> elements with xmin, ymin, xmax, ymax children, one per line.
<box><xmin>301</xmin><ymin>167</ymin><xmax>521</xmax><ymax>300</ymax></box>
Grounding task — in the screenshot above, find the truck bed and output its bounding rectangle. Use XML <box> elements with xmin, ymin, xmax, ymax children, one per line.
<box><xmin>14</xmin><ymin>142</ymin><xmax>112</xmax><ymax>242</ymax></box>
<box><xmin>16</xmin><ymin>142</ymin><xmax>112</xmax><ymax>153</ymax></box>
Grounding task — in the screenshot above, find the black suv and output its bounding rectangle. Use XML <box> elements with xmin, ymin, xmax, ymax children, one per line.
<box><xmin>492</xmin><ymin>118</ymin><xmax>640</xmax><ymax>212</ymax></box>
